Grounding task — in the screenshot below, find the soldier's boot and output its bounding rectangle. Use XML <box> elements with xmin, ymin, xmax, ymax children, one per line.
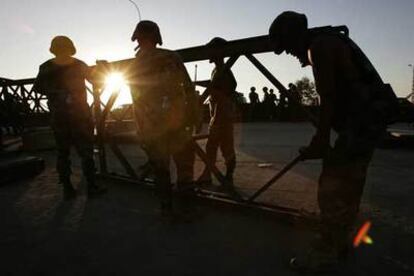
<box><xmin>175</xmin><ymin>184</ymin><xmax>198</xmax><ymax>223</ymax></box>
<box><xmin>88</xmin><ymin>184</ymin><xmax>107</xmax><ymax>197</ymax></box>
<box><xmin>332</xmin><ymin>227</ymin><xmax>354</xmax><ymax>261</ymax></box>
<box><xmin>86</xmin><ymin>174</ymin><xmax>107</xmax><ymax>197</ymax></box>
<box><xmin>160</xmin><ymin>200</ymin><xmax>173</xmax><ymax>217</ymax></box>
<box><xmin>60</xmin><ymin>176</ymin><xmax>76</xmax><ymax>200</ymax></box>
<box><xmin>196</xmin><ymin>169</ymin><xmax>212</xmax><ymax>187</ymax></box>
<box><xmin>289</xmin><ymin>236</ymin><xmax>342</xmax><ymax>273</ymax></box>
<box><xmin>220</xmin><ymin>158</ymin><xmax>236</xmax><ymax>193</ymax></box>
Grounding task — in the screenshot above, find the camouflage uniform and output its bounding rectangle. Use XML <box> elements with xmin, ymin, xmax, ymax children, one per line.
<box><xmin>310</xmin><ymin>31</ymin><xmax>396</xmax><ymax>258</ymax></box>
<box><xmin>269</xmin><ymin>12</ymin><xmax>398</xmax><ymax>271</ymax></box>
<box><xmin>129</xmin><ymin>48</ymin><xmax>195</xmax><ymax>212</ymax></box>
<box><xmin>34</xmin><ymin>58</ymin><xmax>95</xmax><ymax>186</ymax></box>
<box><xmin>203</xmin><ymin>66</ymin><xmax>237</xmax><ymax>183</ymax></box>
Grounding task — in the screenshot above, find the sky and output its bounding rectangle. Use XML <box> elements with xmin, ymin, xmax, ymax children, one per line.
<box><xmin>1</xmin><ymin>0</ymin><xmax>413</xmax><ymax>104</ymax></box>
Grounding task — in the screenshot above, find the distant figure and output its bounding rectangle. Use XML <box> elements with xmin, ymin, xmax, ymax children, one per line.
<box><xmin>129</xmin><ymin>20</ymin><xmax>197</xmax><ymax>219</ymax></box>
<box><xmin>288</xmin><ymin>83</ymin><xmax>301</xmax><ymax>120</ymax></box>
<box><xmin>249</xmin><ymin>86</ymin><xmax>259</xmax><ymax>104</ymax></box>
<box><xmin>197</xmin><ymin>37</ymin><xmax>237</xmax><ymax>191</ymax></box>
<box><xmin>278</xmin><ymin>88</ymin><xmax>288</xmax><ymax>121</ymax></box>
<box><xmin>269</xmin><ymin>11</ymin><xmax>398</xmax><ymax>272</ymax></box>
<box><xmin>262</xmin><ymin>86</ymin><xmax>272</xmax><ymax>120</ymax></box>
<box><xmin>33</xmin><ymin>36</ymin><xmax>106</xmax><ymax>199</ymax></box>
<box><xmin>248</xmin><ymin>86</ymin><xmax>259</xmax><ymax>121</ymax></box>
<box><xmin>268</xmin><ymin>88</ymin><xmax>278</xmax><ymax>120</ymax></box>
<box><xmin>262</xmin><ymin>86</ymin><xmax>269</xmax><ymax>102</ymax></box>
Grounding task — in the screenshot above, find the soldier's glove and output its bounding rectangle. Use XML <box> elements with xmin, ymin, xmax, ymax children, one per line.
<box><xmin>91</xmin><ymin>60</ymin><xmax>110</xmax><ymax>86</ymax></box>
<box><xmin>299</xmin><ymin>135</ymin><xmax>329</xmax><ymax>160</ymax></box>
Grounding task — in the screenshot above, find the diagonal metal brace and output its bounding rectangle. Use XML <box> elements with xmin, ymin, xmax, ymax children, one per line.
<box><xmin>247</xmin><ymin>155</ymin><xmax>303</xmax><ymax>202</ymax></box>
<box><xmin>108</xmin><ymin>138</ymin><xmax>139</xmax><ymax>179</ymax></box>
<box><xmin>191</xmin><ymin>139</ymin><xmax>227</xmax><ymax>185</ymax></box>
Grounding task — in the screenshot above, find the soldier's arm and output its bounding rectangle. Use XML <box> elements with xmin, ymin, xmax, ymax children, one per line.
<box><xmin>33</xmin><ymin>65</ymin><xmax>47</xmax><ymax>96</ymax></box>
<box><xmin>309</xmin><ymin>37</ymin><xmax>338</xmax><ymax>149</ymax></box>
<box><xmin>228</xmin><ymin>70</ymin><xmax>237</xmax><ymax>92</ymax></box>
<box><xmin>211</xmin><ymin>69</ymin><xmax>237</xmax><ymax>92</ymax></box>
<box><xmin>81</xmin><ymin>61</ymin><xmax>95</xmax><ymax>84</ymax></box>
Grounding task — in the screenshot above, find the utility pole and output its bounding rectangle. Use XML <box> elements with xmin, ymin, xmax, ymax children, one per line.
<box><xmin>194</xmin><ymin>64</ymin><xmax>198</xmax><ymax>83</ymax></box>
<box><xmin>409</xmin><ymin>64</ymin><xmax>414</xmax><ymax>103</ymax></box>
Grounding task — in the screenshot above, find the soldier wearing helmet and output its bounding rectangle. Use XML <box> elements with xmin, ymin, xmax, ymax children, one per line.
<box><xmin>33</xmin><ymin>36</ymin><xmax>106</xmax><ymax>199</ymax></box>
<box><xmin>129</xmin><ymin>21</ymin><xmax>197</xmax><ymax>220</ymax></box>
<box><xmin>269</xmin><ymin>11</ymin><xmax>397</xmax><ymax>272</ymax></box>
<box><xmin>197</xmin><ymin>37</ymin><xmax>237</xmax><ymax>192</ymax></box>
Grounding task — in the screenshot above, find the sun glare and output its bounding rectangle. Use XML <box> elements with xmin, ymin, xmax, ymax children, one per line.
<box><xmin>105</xmin><ymin>72</ymin><xmax>125</xmax><ymax>92</ymax></box>
<box><xmin>103</xmin><ymin>72</ymin><xmax>132</xmax><ymax>108</ymax></box>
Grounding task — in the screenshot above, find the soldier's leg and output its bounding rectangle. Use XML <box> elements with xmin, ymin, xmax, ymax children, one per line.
<box><xmin>318</xmin><ymin>149</ymin><xmax>373</xmax><ymax>257</ymax></box>
<box><xmin>173</xmin><ymin>134</ymin><xmax>196</xmax><ymax>216</ymax></box>
<box><xmin>73</xmin><ymin>119</ymin><xmax>106</xmax><ymax>196</ymax></box>
<box><xmin>53</xmin><ymin>126</ymin><xmax>72</xmax><ymax>183</ymax></box>
<box><xmin>52</xmin><ymin>125</ymin><xmax>75</xmax><ymax>199</ymax></box>
<box><xmin>198</xmin><ymin>126</ymin><xmax>220</xmax><ymax>182</ymax></box>
<box><xmin>149</xmin><ymin>140</ymin><xmax>172</xmax><ymax>214</ymax></box>
<box><xmin>219</xmin><ymin>125</ymin><xmax>236</xmax><ymax>185</ymax></box>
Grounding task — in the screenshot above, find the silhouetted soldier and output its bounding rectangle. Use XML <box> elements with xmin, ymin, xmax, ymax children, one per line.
<box><xmin>262</xmin><ymin>86</ymin><xmax>272</xmax><ymax>120</ymax></box>
<box><xmin>249</xmin><ymin>86</ymin><xmax>259</xmax><ymax>104</ymax></box>
<box><xmin>277</xmin><ymin>89</ymin><xmax>288</xmax><ymax>121</ymax></box>
<box><xmin>197</xmin><ymin>37</ymin><xmax>237</xmax><ymax>191</ymax></box>
<box><xmin>262</xmin><ymin>86</ymin><xmax>270</xmax><ymax>103</ymax></box>
<box><xmin>269</xmin><ymin>11</ymin><xmax>398</xmax><ymax>272</ymax></box>
<box><xmin>269</xmin><ymin>88</ymin><xmax>276</xmax><ymax>100</ymax></box>
<box><xmin>129</xmin><ymin>20</ymin><xmax>196</xmax><ymax>219</ymax></box>
<box><xmin>288</xmin><ymin>83</ymin><xmax>301</xmax><ymax>120</ymax></box>
<box><xmin>248</xmin><ymin>86</ymin><xmax>259</xmax><ymax>121</ymax></box>
<box><xmin>269</xmin><ymin>88</ymin><xmax>277</xmax><ymax>120</ymax></box>
<box><xmin>33</xmin><ymin>36</ymin><xmax>106</xmax><ymax>199</ymax></box>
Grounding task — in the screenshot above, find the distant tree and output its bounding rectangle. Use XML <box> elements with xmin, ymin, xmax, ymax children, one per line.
<box><xmin>234</xmin><ymin>91</ymin><xmax>247</xmax><ymax>104</ymax></box>
<box><xmin>294</xmin><ymin>77</ymin><xmax>319</xmax><ymax>106</ymax></box>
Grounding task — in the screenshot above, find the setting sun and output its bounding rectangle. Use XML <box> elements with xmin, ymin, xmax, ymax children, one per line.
<box><xmin>105</xmin><ymin>72</ymin><xmax>125</xmax><ymax>92</ymax></box>
<box><xmin>103</xmin><ymin>72</ymin><xmax>132</xmax><ymax>107</ymax></box>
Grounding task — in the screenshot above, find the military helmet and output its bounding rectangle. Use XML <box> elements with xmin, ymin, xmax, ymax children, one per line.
<box><xmin>49</xmin><ymin>36</ymin><xmax>76</xmax><ymax>56</ymax></box>
<box><xmin>207</xmin><ymin>37</ymin><xmax>227</xmax><ymax>47</ymax></box>
<box><xmin>207</xmin><ymin>37</ymin><xmax>227</xmax><ymax>62</ymax></box>
<box><xmin>131</xmin><ymin>20</ymin><xmax>163</xmax><ymax>45</ymax></box>
<box><xmin>269</xmin><ymin>11</ymin><xmax>308</xmax><ymax>54</ymax></box>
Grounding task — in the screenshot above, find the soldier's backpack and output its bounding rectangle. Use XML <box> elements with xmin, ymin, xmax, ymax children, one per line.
<box><xmin>312</xmin><ymin>26</ymin><xmax>400</xmax><ymax>128</ymax></box>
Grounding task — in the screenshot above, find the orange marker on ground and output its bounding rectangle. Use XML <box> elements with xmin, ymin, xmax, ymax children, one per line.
<box><xmin>353</xmin><ymin>221</ymin><xmax>373</xmax><ymax>248</ymax></box>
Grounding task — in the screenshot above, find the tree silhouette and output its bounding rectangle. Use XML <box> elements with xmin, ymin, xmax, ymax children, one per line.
<box><xmin>294</xmin><ymin>77</ymin><xmax>319</xmax><ymax>106</ymax></box>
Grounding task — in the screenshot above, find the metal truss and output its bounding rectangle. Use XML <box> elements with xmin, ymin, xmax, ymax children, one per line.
<box><xmin>1</xmin><ymin>33</ymin><xmax>329</xmax><ymax>222</ymax></box>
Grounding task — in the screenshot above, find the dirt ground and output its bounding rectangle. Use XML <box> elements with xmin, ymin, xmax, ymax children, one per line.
<box><xmin>1</xmin><ymin>122</ymin><xmax>413</xmax><ymax>275</ymax></box>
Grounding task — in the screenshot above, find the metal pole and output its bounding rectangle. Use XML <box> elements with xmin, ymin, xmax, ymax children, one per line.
<box><xmin>247</xmin><ymin>155</ymin><xmax>303</xmax><ymax>202</ymax></box>
<box><xmin>92</xmin><ymin>82</ymin><xmax>108</xmax><ymax>174</ymax></box>
<box><xmin>409</xmin><ymin>64</ymin><xmax>414</xmax><ymax>103</ymax></box>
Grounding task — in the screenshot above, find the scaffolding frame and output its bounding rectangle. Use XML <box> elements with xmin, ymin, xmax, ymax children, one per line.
<box><xmin>89</xmin><ymin>34</ymin><xmax>319</xmax><ymax>221</ymax></box>
<box><xmin>1</xmin><ymin>33</ymin><xmax>329</xmax><ymax>222</ymax></box>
